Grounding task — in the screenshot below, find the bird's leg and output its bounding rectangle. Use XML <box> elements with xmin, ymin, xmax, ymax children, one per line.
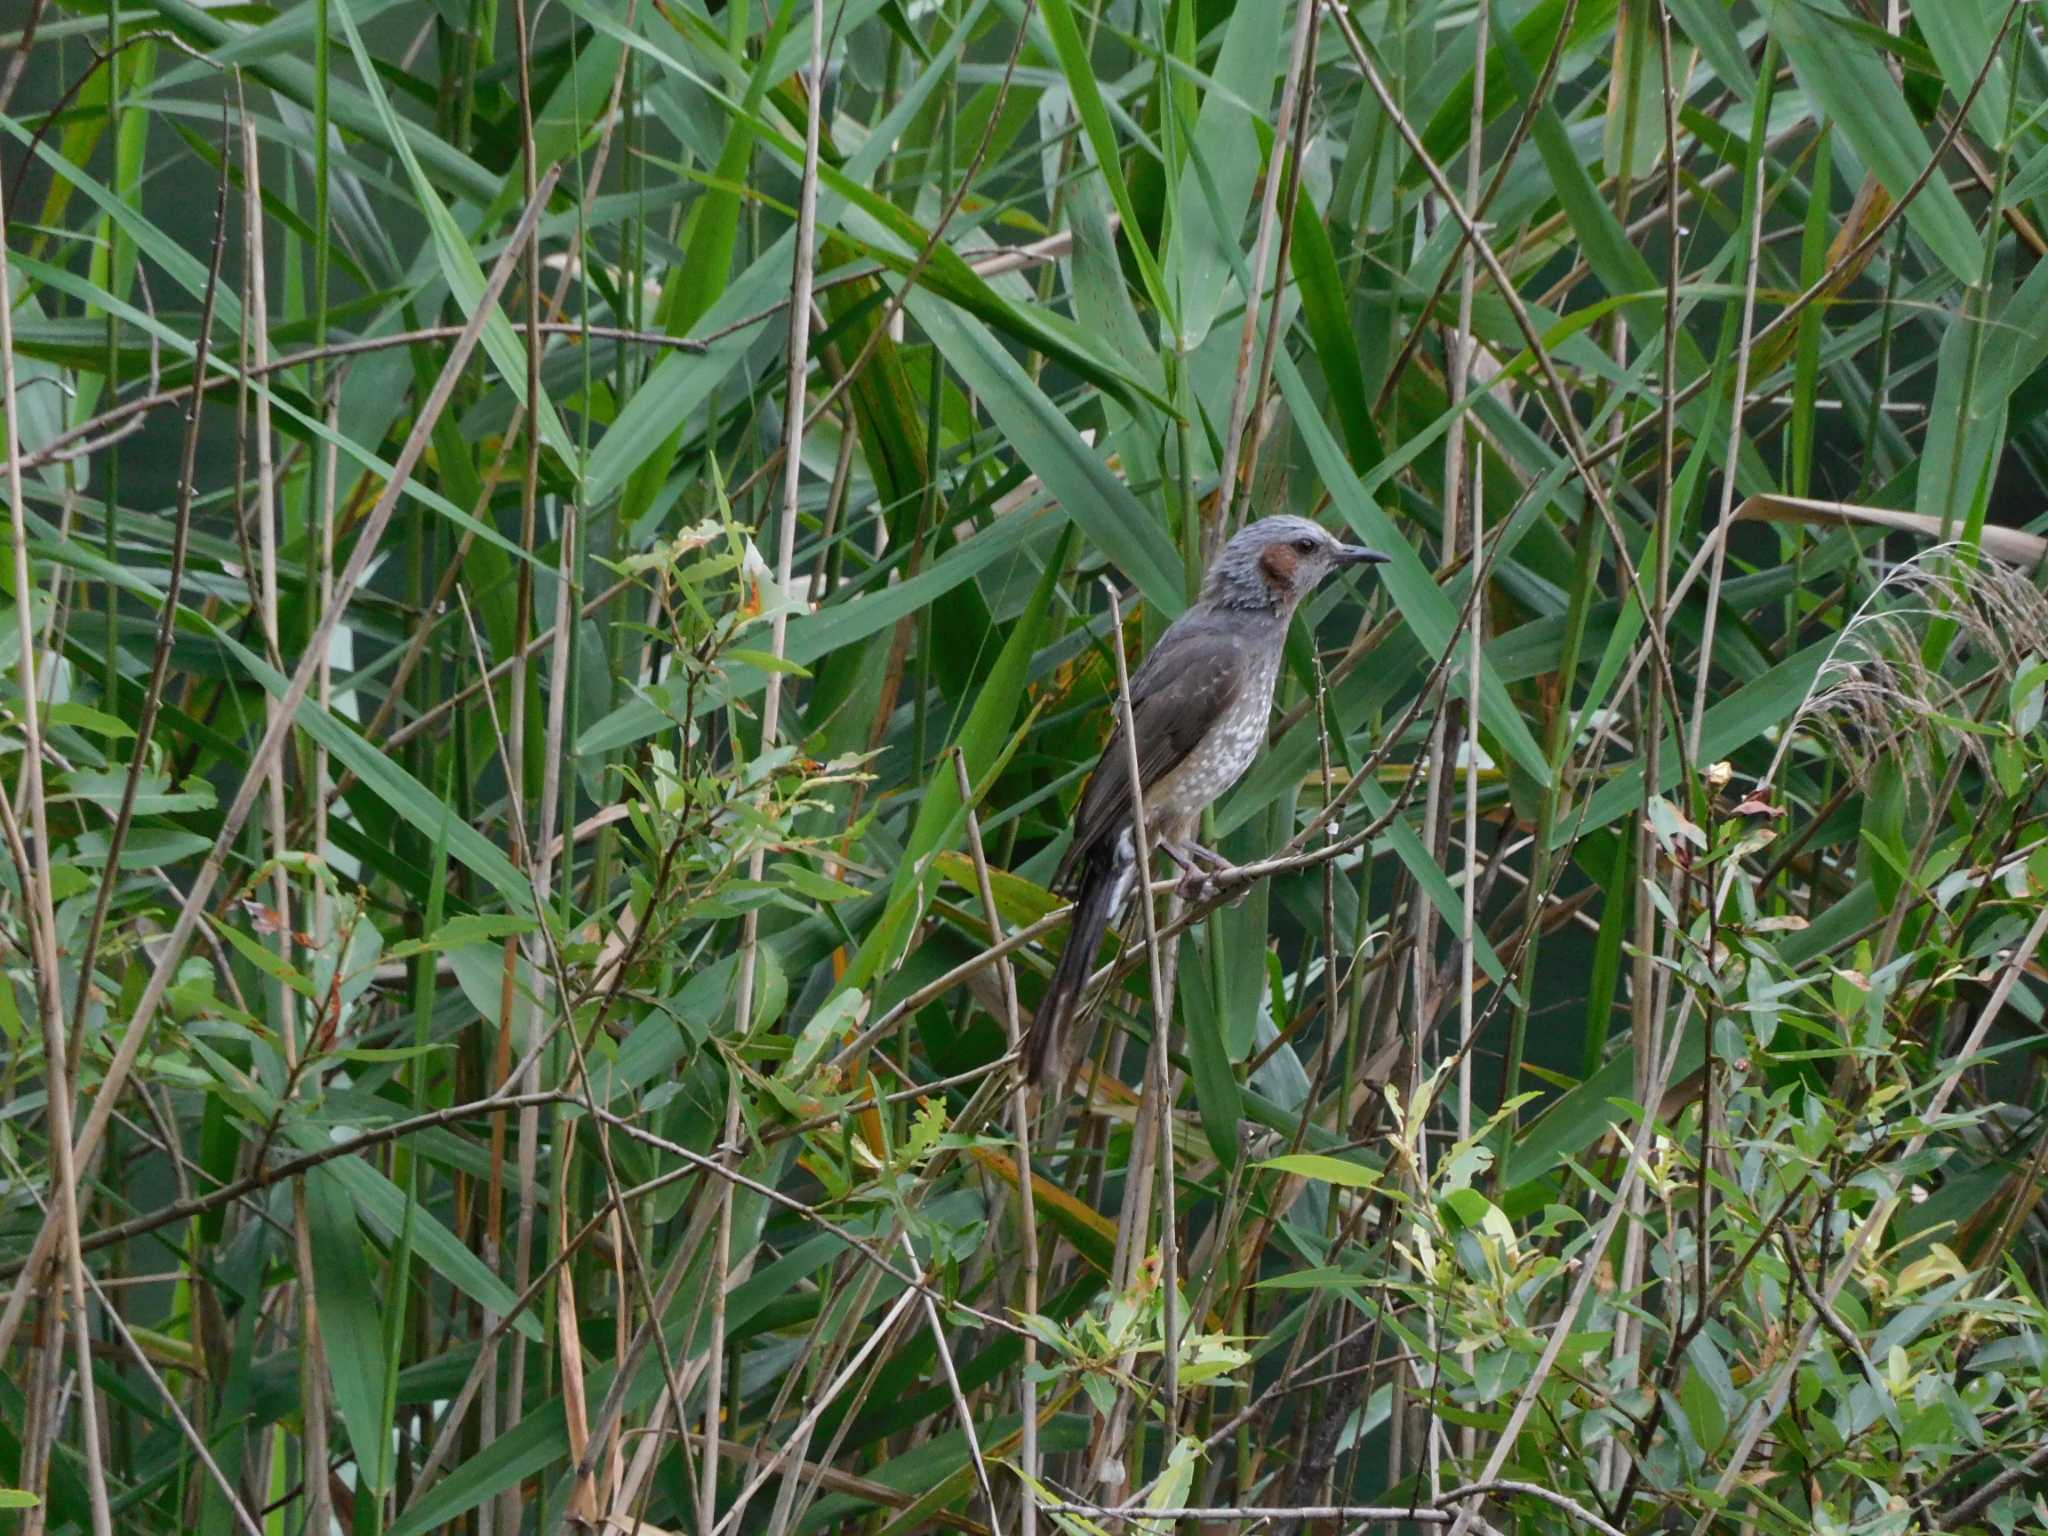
<box><xmin>1156</xmin><ymin>840</ymin><xmax>1210</xmax><ymax>900</ymax></box>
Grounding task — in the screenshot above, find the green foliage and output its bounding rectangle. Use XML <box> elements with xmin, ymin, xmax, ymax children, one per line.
<box><xmin>5</xmin><ymin>1</ymin><xmax>2048</xmax><ymax>1533</ymax></box>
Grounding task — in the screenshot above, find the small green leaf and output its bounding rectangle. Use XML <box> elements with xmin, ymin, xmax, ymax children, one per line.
<box><xmin>210</xmin><ymin>917</ymin><xmax>318</xmax><ymax>999</ymax></box>
<box><xmin>725</xmin><ymin>648</ymin><xmax>813</xmax><ymax>677</ymax></box>
<box><xmin>46</xmin><ymin>702</ymin><xmax>134</xmax><ymax>739</ymax></box>
<box><xmin>383</xmin><ymin>913</ymin><xmax>539</xmax><ymax>963</ymax></box>
<box><xmin>774</xmin><ymin>862</ymin><xmax>865</xmax><ymax>903</ymax></box>
<box><xmin>1258</xmin><ymin>1153</ymin><xmax>1382</xmax><ymax>1190</ymax></box>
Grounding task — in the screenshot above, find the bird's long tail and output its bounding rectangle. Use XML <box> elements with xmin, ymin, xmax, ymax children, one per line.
<box><xmin>1025</xmin><ymin>843</ymin><xmax>1133</xmax><ymax>1085</ymax></box>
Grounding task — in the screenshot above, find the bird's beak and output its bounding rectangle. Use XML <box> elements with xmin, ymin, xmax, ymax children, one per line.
<box><xmin>1337</xmin><ymin>545</ymin><xmax>1391</xmax><ymax>567</ymax></box>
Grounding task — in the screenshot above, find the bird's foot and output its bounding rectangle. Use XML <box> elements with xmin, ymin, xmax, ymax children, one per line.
<box><xmin>1164</xmin><ymin>840</ymin><xmax>1247</xmax><ymax>904</ymax></box>
<box><xmin>1163</xmin><ymin>848</ymin><xmax>1213</xmax><ymax>902</ymax></box>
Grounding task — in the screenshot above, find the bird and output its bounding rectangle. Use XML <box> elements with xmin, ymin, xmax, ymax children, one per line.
<box><xmin>1024</xmin><ymin>515</ymin><xmax>1389</xmax><ymax>1085</ymax></box>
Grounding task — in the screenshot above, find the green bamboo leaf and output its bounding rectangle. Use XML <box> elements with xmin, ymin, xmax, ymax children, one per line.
<box><xmin>907</xmin><ymin>291</ymin><xmax>1184</xmax><ymax>614</ymax></box>
<box><xmin>1603</xmin><ymin>0</ymin><xmax>1661</xmax><ymax>181</ymax></box>
<box><xmin>1790</xmin><ymin>126</ymin><xmax>1835</xmax><ymax>498</ymax></box>
<box><xmin>1352</xmin><ymin>775</ymin><xmax>1514</xmax><ymax>993</ymax></box>
<box><xmin>1420</xmin><ymin>0</ymin><xmax>1622</xmax><ymax>168</ymax></box>
<box><xmin>1771</xmin><ymin>0</ymin><xmax>1982</xmax><ymax>283</ymax></box>
<box><xmin>1664</xmin><ymin>0</ymin><xmax>1756</xmax><ymax>100</ymax></box>
<box><xmin>578</xmin><ymin>500</ymin><xmax>1054</xmax><ymax>754</ymax></box>
<box><xmin>1501</xmin><ymin>1015</ymin><xmax>1706</xmax><ymax>1215</ymax></box>
<box><xmin>573</xmin><ymin>6</ymin><xmax>966</xmax><ymax>508</ymax></box>
<box><xmin>304</xmin><ymin>1167</ymin><xmax>394</xmax><ymax>1489</ymax></box>
<box><xmin>210</xmin><ymin>918</ymin><xmax>319</xmax><ymax>999</ymax></box>
<box><xmin>618</xmin><ymin>0</ymin><xmax>799</xmax><ymax>527</ymax></box>
<box><xmin>1038</xmin><ymin>0</ymin><xmax>1171</xmax><ymax>320</ymax></box>
<box><xmin>8</xmin><ymin>250</ymin><xmax>549</xmax><ymax>578</ymax></box>
<box><xmin>1289</xmin><ymin>188</ymin><xmax>1382</xmax><ymax>473</ymax></box>
<box><xmin>0</xmin><ymin>115</ymin><xmax>244</xmax><ymax>324</ymax></box>
<box><xmin>387</xmin><ymin>1402</ymin><xmax>569</xmax><ymax>1536</ymax></box>
<box><xmin>1163</xmin><ymin>0</ymin><xmax>1283</xmax><ymax>349</ymax></box>
<box><xmin>298</xmin><ymin>1140</ymin><xmax>544</xmax><ymax>1342</ymax></box>
<box><xmin>1486</xmin><ymin>0</ymin><xmax>1734</xmax><ymax>457</ymax></box>
<box><xmin>803</xmin><ymin>156</ymin><xmax>1167</xmax><ymax>413</ymax></box>
<box><xmin>1575</xmin><ymin>831</ymin><xmax>1633</xmax><ymax>1090</ymax></box>
<box><xmin>1259</xmin><ymin>1152</ymin><xmax>1382</xmax><ymax>1190</ymax></box>
<box><xmin>1181</xmin><ymin>952</ymin><xmax>1245</xmax><ymax>1169</ymax></box>
<box><xmin>381</xmin><ymin>913</ymin><xmax>539</xmax><ymax>963</ymax></box>
<box><xmin>400</xmin><ymin>1196</ymin><xmax>826</xmax><ymax>1534</ymax></box>
<box><xmin>1917</xmin><ymin>0</ymin><xmax>2014</xmax><ymax>147</ymax></box>
<box><xmin>576</xmin><ymin>0</ymin><xmax>1156</xmax><ymax>517</ymax></box>
<box><xmin>1917</xmin><ymin>242</ymin><xmax>2048</xmax><ymax>538</ymax></box>
<box><xmin>580</xmin><ymin>238</ymin><xmax>789</xmax><ymax>510</ymax></box>
<box><xmin>821</xmin><ymin>271</ymin><xmax>930</xmax><ymax>527</ymax></box>
<box><xmin>523</xmin><ymin>33</ymin><xmax>627</xmax><ymax>183</ymax></box>
<box><xmin>1066</xmin><ymin>172</ymin><xmax>1164</xmax><ymax>402</ymax></box>
<box><xmin>824</xmin><ymin>1412</ymin><xmax>1092</xmax><ymax>1535</ymax></box>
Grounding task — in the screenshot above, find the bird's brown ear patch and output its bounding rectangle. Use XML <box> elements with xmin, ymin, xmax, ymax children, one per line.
<box><xmin>1258</xmin><ymin>542</ymin><xmax>1300</xmax><ymax>589</ymax></box>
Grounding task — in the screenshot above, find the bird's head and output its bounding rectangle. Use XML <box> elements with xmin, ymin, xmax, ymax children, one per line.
<box><xmin>1206</xmin><ymin>515</ymin><xmax>1389</xmax><ymax>612</ymax></box>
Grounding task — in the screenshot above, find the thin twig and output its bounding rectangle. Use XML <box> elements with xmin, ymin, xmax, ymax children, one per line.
<box><xmin>899</xmin><ymin>1228</ymin><xmax>1002</xmax><ymax>1531</ymax></box>
<box><xmin>721</xmin><ymin>0</ymin><xmax>1042</xmax><ymax>513</ymax></box>
<box><xmin>13</xmin><ymin>231</ymin><xmax>1073</xmax><ymax>478</ymax></box>
<box><xmin>498</xmin><ymin>10</ymin><xmax>549</xmax><ymax>1507</ymax></box>
<box><xmin>1446</xmin><ymin>0</ymin><xmax>1490</xmax><ymax>1169</ymax></box>
<box><xmin>79</xmin><ymin>1267</ymin><xmax>264</xmax><ymax>1536</ymax></box>
<box><xmin>1689</xmin><ymin>155</ymin><xmax>1767</xmax><ymax>757</ymax></box>
<box><xmin>953</xmin><ymin>749</ymin><xmax>1039</xmax><ymax>1531</ymax></box>
<box><xmin>1574</xmin><ymin>0</ymin><xmax>2027</xmax><ymax>490</ymax></box>
<box><xmin>706</xmin><ymin>1282</ymin><xmax>924</xmax><ymax>1536</ymax></box>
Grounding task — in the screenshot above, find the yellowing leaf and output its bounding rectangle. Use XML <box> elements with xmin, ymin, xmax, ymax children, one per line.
<box><xmin>970</xmin><ymin>1145</ymin><xmax>1116</xmax><ymax>1273</ymax></box>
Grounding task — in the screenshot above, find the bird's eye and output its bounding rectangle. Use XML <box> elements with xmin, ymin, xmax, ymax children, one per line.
<box><xmin>1294</xmin><ymin>537</ymin><xmax>1317</xmax><ymax>554</ymax></box>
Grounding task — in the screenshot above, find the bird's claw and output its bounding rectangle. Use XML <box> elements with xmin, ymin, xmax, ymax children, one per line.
<box><xmin>1175</xmin><ymin>856</ymin><xmax>1248</xmax><ymax>906</ymax></box>
<box><xmin>1160</xmin><ymin>840</ymin><xmax>1250</xmax><ymax>904</ymax></box>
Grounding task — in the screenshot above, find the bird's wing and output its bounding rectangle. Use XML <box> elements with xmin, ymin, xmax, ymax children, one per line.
<box><xmin>1061</xmin><ymin>621</ymin><xmax>1246</xmax><ymax>880</ymax></box>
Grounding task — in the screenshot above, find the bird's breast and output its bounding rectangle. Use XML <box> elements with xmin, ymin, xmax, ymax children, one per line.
<box><xmin>1153</xmin><ymin>651</ymin><xmax>1282</xmax><ymax>816</ymax></box>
